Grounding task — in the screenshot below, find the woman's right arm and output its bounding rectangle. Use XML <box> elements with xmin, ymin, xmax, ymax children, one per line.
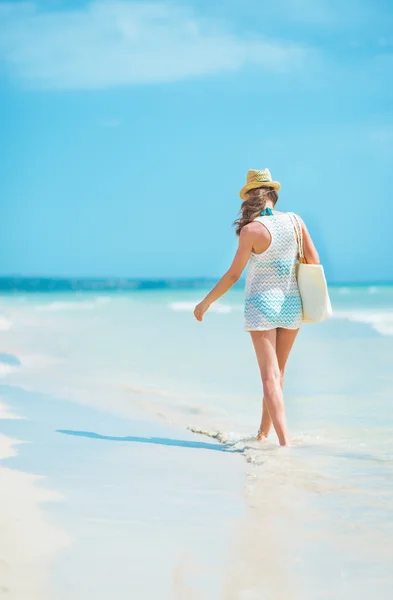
<box><xmin>298</xmin><ymin>217</ymin><xmax>320</xmax><ymax>264</ymax></box>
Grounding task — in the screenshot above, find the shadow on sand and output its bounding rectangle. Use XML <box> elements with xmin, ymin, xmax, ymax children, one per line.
<box><xmin>56</xmin><ymin>429</ymin><xmax>243</xmax><ymax>454</ymax></box>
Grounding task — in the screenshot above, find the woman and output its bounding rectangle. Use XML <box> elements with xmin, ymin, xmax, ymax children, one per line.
<box><xmin>194</xmin><ymin>169</ymin><xmax>320</xmax><ymax>446</ymax></box>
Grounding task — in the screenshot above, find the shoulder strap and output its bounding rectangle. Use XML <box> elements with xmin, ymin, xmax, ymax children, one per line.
<box><xmin>287</xmin><ymin>213</ymin><xmax>305</xmax><ymax>262</ymax></box>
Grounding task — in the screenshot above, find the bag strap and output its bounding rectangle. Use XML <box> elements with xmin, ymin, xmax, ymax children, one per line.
<box><xmin>288</xmin><ymin>212</ymin><xmax>305</xmax><ymax>263</ymax></box>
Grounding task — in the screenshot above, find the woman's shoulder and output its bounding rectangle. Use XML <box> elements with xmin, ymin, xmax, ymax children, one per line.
<box><xmin>277</xmin><ymin>210</ymin><xmax>304</xmax><ymax>222</ymax></box>
<box><xmin>274</xmin><ymin>210</ymin><xmax>300</xmax><ymax>216</ymax></box>
<box><xmin>241</xmin><ymin>220</ymin><xmax>272</xmax><ymax>242</ymax></box>
<box><xmin>241</xmin><ymin>219</ymin><xmax>269</xmax><ymax>233</ymax></box>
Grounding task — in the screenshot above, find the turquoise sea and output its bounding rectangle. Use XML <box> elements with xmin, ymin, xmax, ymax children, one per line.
<box><xmin>1</xmin><ymin>280</ymin><xmax>393</xmax><ymax>599</ymax></box>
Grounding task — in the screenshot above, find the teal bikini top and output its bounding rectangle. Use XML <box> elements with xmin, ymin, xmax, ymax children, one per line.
<box><xmin>261</xmin><ymin>207</ymin><xmax>274</xmax><ymax>216</ymax></box>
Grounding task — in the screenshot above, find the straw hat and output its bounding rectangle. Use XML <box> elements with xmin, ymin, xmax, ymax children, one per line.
<box><xmin>239</xmin><ymin>168</ymin><xmax>280</xmax><ymax>199</ymax></box>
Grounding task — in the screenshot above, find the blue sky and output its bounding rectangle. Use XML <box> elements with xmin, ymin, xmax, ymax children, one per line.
<box><xmin>1</xmin><ymin>0</ymin><xmax>392</xmax><ymax>282</ymax></box>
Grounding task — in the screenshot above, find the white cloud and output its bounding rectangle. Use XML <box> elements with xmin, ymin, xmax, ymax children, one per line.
<box><xmin>0</xmin><ymin>1</ymin><xmax>308</xmax><ymax>89</ymax></box>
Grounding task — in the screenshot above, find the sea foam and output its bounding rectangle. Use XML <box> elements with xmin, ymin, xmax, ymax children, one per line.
<box><xmin>0</xmin><ymin>353</ymin><xmax>21</xmax><ymax>378</ymax></box>
<box><xmin>0</xmin><ymin>364</ymin><xmax>15</xmax><ymax>377</ymax></box>
<box><xmin>169</xmin><ymin>302</ymin><xmax>241</xmax><ymax>314</ymax></box>
<box><xmin>0</xmin><ymin>316</ymin><xmax>12</xmax><ymax>330</ymax></box>
<box><xmin>333</xmin><ymin>310</ymin><xmax>393</xmax><ymax>336</ymax></box>
<box><xmin>34</xmin><ymin>297</ymin><xmax>111</xmax><ymax>312</ymax></box>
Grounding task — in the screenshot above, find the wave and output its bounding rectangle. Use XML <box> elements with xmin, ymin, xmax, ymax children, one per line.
<box><xmin>0</xmin><ymin>316</ymin><xmax>12</xmax><ymax>330</ymax></box>
<box><xmin>168</xmin><ymin>299</ymin><xmax>393</xmax><ymax>337</ymax></box>
<box><xmin>169</xmin><ymin>301</ymin><xmax>242</xmax><ymax>314</ymax></box>
<box><xmin>333</xmin><ymin>310</ymin><xmax>393</xmax><ymax>336</ymax></box>
<box><xmin>0</xmin><ymin>401</ymin><xmax>23</xmax><ymax>421</ymax></box>
<box><xmin>187</xmin><ymin>427</ymin><xmax>263</xmax><ymax>459</ymax></box>
<box><xmin>336</xmin><ymin>286</ymin><xmax>383</xmax><ymax>295</ymax></box>
<box><xmin>0</xmin><ymin>364</ymin><xmax>16</xmax><ymax>377</ymax></box>
<box><xmin>0</xmin><ymin>353</ymin><xmax>21</xmax><ymax>378</ymax></box>
<box><xmin>187</xmin><ymin>427</ymin><xmax>333</xmax><ymax>465</ymax></box>
<box><xmin>187</xmin><ymin>427</ymin><xmax>246</xmax><ymax>444</ymax></box>
<box><xmin>34</xmin><ymin>296</ymin><xmax>111</xmax><ymax>312</ymax></box>
<box><xmin>169</xmin><ymin>302</ymin><xmax>393</xmax><ymax>336</ymax></box>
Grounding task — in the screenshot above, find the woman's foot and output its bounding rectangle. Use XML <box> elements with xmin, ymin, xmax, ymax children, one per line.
<box><xmin>257</xmin><ymin>428</ymin><xmax>268</xmax><ymax>442</ymax></box>
<box><xmin>278</xmin><ymin>435</ymin><xmax>291</xmax><ymax>447</ymax></box>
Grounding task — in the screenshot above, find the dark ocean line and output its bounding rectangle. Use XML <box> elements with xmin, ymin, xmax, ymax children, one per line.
<box><xmin>0</xmin><ymin>277</ymin><xmax>237</xmax><ymax>292</ymax></box>
<box><xmin>0</xmin><ymin>277</ymin><xmax>392</xmax><ymax>293</ymax></box>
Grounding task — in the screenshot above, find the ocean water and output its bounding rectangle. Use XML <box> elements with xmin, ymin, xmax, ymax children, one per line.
<box><xmin>1</xmin><ymin>282</ymin><xmax>393</xmax><ymax>598</ymax></box>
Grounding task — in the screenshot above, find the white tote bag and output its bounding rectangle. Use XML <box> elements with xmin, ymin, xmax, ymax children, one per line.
<box><xmin>288</xmin><ymin>213</ymin><xmax>332</xmax><ymax>324</ymax></box>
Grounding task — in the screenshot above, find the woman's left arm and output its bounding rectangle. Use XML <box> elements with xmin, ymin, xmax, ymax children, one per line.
<box><xmin>194</xmin><ymin>226</ymin><xmax>254</xmax><ymax>322</ymax></box>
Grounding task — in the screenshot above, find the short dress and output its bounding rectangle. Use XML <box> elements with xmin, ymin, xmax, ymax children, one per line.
<box><xmin>244</xmin><ymin>212</ymin><xmax>303</xmax><ymax>331</ymax></box>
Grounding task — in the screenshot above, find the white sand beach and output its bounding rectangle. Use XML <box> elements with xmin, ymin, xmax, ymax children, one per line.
<box><xmin>1</xmin><ymin>394</ymin><xmax>246</xmax><ymax>600</ymax></box>
<box><xmin>1</xmin><ymin>288</ymin><xmax>393</xmax><ymax>599</ymax></box>
<box><xmin>0</xmin><ymin>425</ymin><xmax>69</xmax><ymax>600</ymax></box>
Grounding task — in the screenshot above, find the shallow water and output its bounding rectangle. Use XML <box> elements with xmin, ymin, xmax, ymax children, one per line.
<box><xmin>1</xmin><ymin>284</ymin><xmax>393</xmax><ymax>598</ymax></box>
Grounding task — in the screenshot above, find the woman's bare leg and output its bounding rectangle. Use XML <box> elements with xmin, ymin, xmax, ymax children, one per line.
<box><xmin>250</xmin><ymin>329</ymin><xmax>290</xmax><ymax>446</ymax></box>
<box><xmin>255</xmin><ymin>328</ymin><xmax>299</xmax><ymax>441</ymax></box>
<box><xmin>258</xmin><ymin>398</ymin><xmax>272</xmax><ymax>440</ymax></box>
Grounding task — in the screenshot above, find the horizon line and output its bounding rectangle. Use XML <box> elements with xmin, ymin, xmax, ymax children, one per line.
<box><xmin>0</xmin><ymin>276</ymin><xmax>392</xmax><ymax>292</ymax></box>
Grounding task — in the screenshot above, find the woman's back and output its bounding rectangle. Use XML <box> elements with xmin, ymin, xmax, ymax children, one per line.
<box><xmin>244</xmin><ymin>211</ymin><xmax>303</xmax><ymax>331</ymax></box>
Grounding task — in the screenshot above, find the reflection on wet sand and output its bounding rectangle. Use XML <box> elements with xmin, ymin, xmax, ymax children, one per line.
<box><xmin>0</xmin><ymin>404</ymin><xmax>69</xmax><ymax>600</ymax></box>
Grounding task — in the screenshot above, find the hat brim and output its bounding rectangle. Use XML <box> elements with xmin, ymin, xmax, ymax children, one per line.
<box><xmin>240</xmin><ymin>181</ymin><xmax>280</xmax><ymax>200</ymax></box>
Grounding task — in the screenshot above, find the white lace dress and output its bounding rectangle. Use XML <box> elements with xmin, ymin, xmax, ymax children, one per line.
<box><xmin>244</xmin><ymin>212</ymin><xmax>303</xmax><ymax>331</ymax></box>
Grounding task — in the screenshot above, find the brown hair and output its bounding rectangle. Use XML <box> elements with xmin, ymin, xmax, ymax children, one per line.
<box><xmin>233</xmin><ymin>186</ymin><xmax>278</xmax><ymax>236</ymax></box>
